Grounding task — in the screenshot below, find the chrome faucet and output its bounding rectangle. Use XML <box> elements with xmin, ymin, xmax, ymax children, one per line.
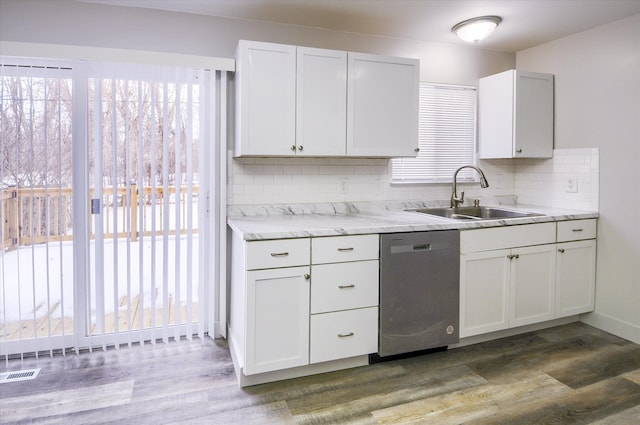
<box><xmin>451</xmin><ymin>166</ymin><xmax>490</xmax><ymax>208</ymax></box>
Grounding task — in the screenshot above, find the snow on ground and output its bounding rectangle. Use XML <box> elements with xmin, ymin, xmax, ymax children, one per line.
<box><xmin>0</xmin><ymin>235</ymin><xmax>200</xmax><ymax>323</ymax></box>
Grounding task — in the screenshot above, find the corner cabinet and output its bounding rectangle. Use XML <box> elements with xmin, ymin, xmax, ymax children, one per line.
<box><xmin>478</xmin><ymin>70</ymin><xmax>554</xmax><ymax>159</ymax></box>
<box><xmin>460</xmin><ymin>219</ymin><xmax>597</xmax><ymax>339</ymax></box>
<box><xmin>234</xmin><ymin>40</ymin><xmax>419</xmax><ymax>158</ymax></box>
<box><xmin>229</xmin><ymin>232</ymin><xmax>379</xmax><ymax>386</ymax></box>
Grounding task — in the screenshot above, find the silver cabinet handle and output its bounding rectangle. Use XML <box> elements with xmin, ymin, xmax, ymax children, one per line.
<box><xmin>337</xmin><ymin>247</ymin><xmax>354</xmax><ymax>252</ymax></box>
<box><xmin>572</xmin><ymin>228</ymin><xmax>584</xmax><ymax>232</ymax></box>
<box><xmin>338</xmin><ymin>332</ymin><xmax>354</xmax><ymax>338</ymax></box>
<box><xmin>304</xmin><ymin>274</ymin><xmax>311</xmax><ymax>280</ymax></box>
<box><xmin>298</xmin><ymin>145</ymin><xmax>303</xmax><ymax>151</ymax></box>
<box><xmin>290</xmin><ymin>145</ymin><xmax>296</xmax><ymax>151</ymax></box>
<box><xmin>338</xmin><ymin>284</ymin><xmax>355</xmax><ymax>289</ymax></box>
<box><xmin>558</xmin><ymin>248</ymin><xmax>565</xmax><ymax>253</ymax></box>
<box><xmin>507</xmin><ymin>254</ymin><xmax>520</xmax><ymax>260</ymax></box>
<box><xmin>270</xmin><ymin>252</ymin><xmax>289</xmax><ymax>257</ymax></box>
<box><xmin>516</xmin><ymin>149</ymin><xmax>523</xmax><ymax>153</ymax></box>
<box><xmin>414</xmin><ymin>147</ymin><xmax>420</xmax><ymax>152</ymax></box>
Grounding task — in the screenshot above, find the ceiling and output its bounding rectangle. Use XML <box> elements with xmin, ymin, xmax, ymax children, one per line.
<box><xmin>82</xmin><ymin>0</ymin><xmax>640</xmax><ymax>52</ymax></box>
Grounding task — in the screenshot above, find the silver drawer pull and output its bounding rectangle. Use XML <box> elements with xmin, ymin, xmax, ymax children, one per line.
<box><xmin>558</xmin><ymin>248</ymin><xmax>565</xmax><ymax>253</ymax></box>
<box><xmin>270</xmin><ymin>252</ymin><xmax>289</xmax><ymax>257</ymax></box>
<box><xmin>338</xmin><ymin>284</ymin><xmax>355</xmax><ymax>289</ymax></box>
<box><xmin>572</xmin><ymin>228</ymin><xmax>584</xmax><ymax>232</ymax></box>
<box><xmin>337</xmin><ymin>247</ymin><xmax>354</xmax><ymax>252</ymax></box>
<box><xmin>338</xmin><ymin>332</ymin><xmax>354</xmax><ymax>338</ymax></box>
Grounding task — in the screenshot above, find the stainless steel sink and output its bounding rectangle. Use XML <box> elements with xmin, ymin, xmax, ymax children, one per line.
<box><xmin>407</xmin><ymin>206</ymin><xmax>544</xmax><ymax>221</ymax></box>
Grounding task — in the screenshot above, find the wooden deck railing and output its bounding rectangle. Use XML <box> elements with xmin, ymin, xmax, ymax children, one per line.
<box><xmin>1</xmin><ymin>185</ymin><xmax>199</xmax><ymax>250</ymax></box>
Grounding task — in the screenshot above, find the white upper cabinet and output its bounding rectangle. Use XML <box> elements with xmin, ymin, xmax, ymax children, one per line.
<box><xmin>347</xmin><ymin>52</ymin><xmax>420</xmax><ymax>157</ymax></box>
<box><xmin>478</xmin><ymin>70</ymin><xmax>554</xmax><ymax>159</ymax></box>
<box><xmin>235</xmin><ymin>41</ymin><xmax>296</xmax><ymax>156</ymax></box>
<box><xmin>235</xmin><ymin>41</ymin><xmax>419</xmax><ymax>158</ymax></box>
<box><xmin>296</xmin><ymin>47</ymin><xmax>347</xmax><ymax>156</ymax></box>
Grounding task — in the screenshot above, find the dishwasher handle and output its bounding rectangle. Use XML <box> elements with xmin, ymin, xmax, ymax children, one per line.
<box><xmin>412</xmin><ymin>243</ymin><xmax>431</xmax><ymax>251</ymax></box>
<box><xmin>390</xmin><ymin>242</ymin><xmax>448</xmax><ymax>254</ymax></box>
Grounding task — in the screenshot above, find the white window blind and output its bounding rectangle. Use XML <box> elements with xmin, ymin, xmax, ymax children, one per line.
<box><xmin>392</xmin><ymin>83</ymin><xmax>477</xmax><ymax>183</ymax></box>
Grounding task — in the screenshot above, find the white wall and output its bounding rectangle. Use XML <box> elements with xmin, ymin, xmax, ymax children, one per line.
<box><xmin>517</xmin><ymin>14</ymin><xmax>640</xmax><ymax>343</ymax></box>
<box><xmin>0</xmin><ymin>0</ymin><xmax>513</xmax><ymax>85</ymax></box>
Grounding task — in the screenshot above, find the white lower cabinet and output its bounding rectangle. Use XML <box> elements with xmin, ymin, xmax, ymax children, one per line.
<box><xmin>310</xmin><ymin>235</ymin><xmax>380</xmax><ymax>364</ymax></box>
<box><xmin>246</xmin><ymin>266</ymin><xmax>310</xmax><ymax>375</ymax></box>
<box><xmin>460</xmin><ymin>220</ymin><xmax>595</xmax><ymax>339</ymax></box>
<box><xmin>460</xmin><ymin>219</ymin><xmax>596</xmax><ymax>337</ymax></box>
<box><xmin>555</xmin><ymin>219</ymin><xmax>597</xmax><ymax>318</ymax></box>
<box><xmin>230</xmin><ymin>232</ymin><xmax>379</xmax><ymax>384</ymax></box>
<box><xmin>460</xmin><ymin>243</ymin><xmax>556</xmax><ymax>337</ymax></box>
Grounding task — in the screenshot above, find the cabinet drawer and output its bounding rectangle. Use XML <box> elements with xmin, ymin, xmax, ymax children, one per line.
<box><xmin>310</xmin><ymin>307</ymin><xmax>378</xmax><ymax>364</ymax></box>
<box><xmin>312</xmin><ymin>234</ymin><xmax>379</xmax><ymax>264</ymax></box>
<box><xmin>311</xmin><ymin>260</ymin><xmax>379</xmax><ymax>314</ymax></box>
<box><xmin>246</xmin><ymin>238</ymin><xmax>310</xmax><ymax>270</ymax></box>
<box><xmin>557</xmin><ymin>219</ymin><xmax>597</xmax><ymax>242</ymax></box>
<box><xmin>461</xmin><ymin>223</ymin><xmax>555</xmax><ymax>253</ymax></box>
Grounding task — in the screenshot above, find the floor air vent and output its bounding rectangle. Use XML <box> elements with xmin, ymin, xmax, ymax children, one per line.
<box><xmin>0</xmin><ymin>368</ymin><xmax>41</xmax><ymax>384</ymax></box>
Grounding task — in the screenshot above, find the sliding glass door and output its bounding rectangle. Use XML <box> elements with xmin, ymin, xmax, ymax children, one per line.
<box><xmin>1</xmin><ymin>58</ymin><xmax>226</xmax><ymax>360</ymax></box>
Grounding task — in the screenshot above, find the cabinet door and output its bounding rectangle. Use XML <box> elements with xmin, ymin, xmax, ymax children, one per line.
<box><xmin>556</xmin><ymin>240</ymin><xmax>596</xmax><ymax>317</ymax></box>
<box><xmin>478</xmin><ymin>70</ymin><xmax>553</xmax><ymax>159</ymax></box>
<box><xmin>478</xmin><ymin>70</ymin><xmax>514</xmax><ymax>159</ymax></box>
<box><xmin>245</xmin><ymin>266</ymin><xmax>310</xmax><ymax>375</ymax></box>
<box><xmin>514</xmin><ymin>71</ymin><xmax>554</xmax><ymax>158</ymax></box>
<box><xmin>296</xmin><ymin>47</ymin><xmax>347</xmax><ymax>156</ymax></box>
<box><xmin>347</xmin><ymin>52</ymin><xmax>419</xmax><ymax>157</ymax></box>
<box><xmin>510</xmin><ymin>244</ymin><xmax>556</xmax><ymax>327</ymax></box>
<box><xmin>236</xmin><ymin>41</ymin><xmax>296</xmax><ymax>156</ymax></box>
<box><xmin>460</xmin><ymin>249</ymin><xmax>510</xmax><ymax>337</ymax></box>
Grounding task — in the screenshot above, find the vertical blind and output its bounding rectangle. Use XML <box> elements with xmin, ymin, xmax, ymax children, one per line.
<box><xmin>0</xmin><ymin>60</ymin><xmax>75</xmax><ymax>360</ymax></box>
<box><xmin>392</xmin><ymin>83</ymin><xmax>478</xmax><ymax>183</ymax></box>
<box><xmin>85</xmin><ymin>64</ymin><xmax>210</xmax><ymax>350</ymax></box>
<box><xmin>1</xmin><ymin>57</ymin><xmax>229</xmax><ymax>361</ymax></box>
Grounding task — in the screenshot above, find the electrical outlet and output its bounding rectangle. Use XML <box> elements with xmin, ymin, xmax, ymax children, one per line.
<box><xmin>338</xmin><ymin>178</ymin><xmax>349</xmax><ymax>194</ymax></box>
<box><xmin>494</xmin><ymin>173</ymin><xmax>504</xmax><ymax>189</ymax></box>
<box><xmin>565</xmin><ymin>176</ymin><xmax>578</xmax><ymax>193</ymax></box>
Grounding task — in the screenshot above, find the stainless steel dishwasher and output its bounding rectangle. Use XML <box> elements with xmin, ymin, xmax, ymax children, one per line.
<box><xmin>378</xmin><ymin>230</ymin><xmax>460</xmax><ymax>358</ymax></box>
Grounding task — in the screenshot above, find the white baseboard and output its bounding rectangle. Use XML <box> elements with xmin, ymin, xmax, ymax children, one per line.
<box><xmin>581</xmin><ymin>311</ymin><xmax>640</xmax><ymax>344</ymax></box>
<box><xmin>451</xmin><ymin>316</ymin><xmax>580</xmax><ymax>348</ymax></box>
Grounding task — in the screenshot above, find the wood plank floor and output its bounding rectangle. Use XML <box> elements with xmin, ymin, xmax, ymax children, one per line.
<box><xmin>1</xmin><ymin>322</ymin><xmax>639</xmax><ymax>424</ymax></box>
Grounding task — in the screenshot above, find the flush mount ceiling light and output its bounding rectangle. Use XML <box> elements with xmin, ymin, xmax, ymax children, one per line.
<box><xmin>452</xmin><ymin>15</ymin><xmax>502</xmax><ymax>43</ymax></box>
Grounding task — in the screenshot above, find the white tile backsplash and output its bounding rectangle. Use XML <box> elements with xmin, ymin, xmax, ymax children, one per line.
<box><xmin>515</xmin><ymin>148</ymin><xmax>599</xmax><ymax>211</ymax></box>
<box><xmin>227</xmin><ymin>148</ymin><xmax>599</xmax><ymax>211</ymax></box>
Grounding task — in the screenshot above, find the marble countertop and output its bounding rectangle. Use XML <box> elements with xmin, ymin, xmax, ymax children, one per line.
<box><xmin>227</xmin><ymin>198</ymin><xmax>598</xmax><ymax>241</ymax></box>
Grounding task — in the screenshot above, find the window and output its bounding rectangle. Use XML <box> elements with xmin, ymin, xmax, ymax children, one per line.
<box><xmin>392</xmin><ymin>83</ymin><xmax>478</xmax><ymax>183</ymax></box>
